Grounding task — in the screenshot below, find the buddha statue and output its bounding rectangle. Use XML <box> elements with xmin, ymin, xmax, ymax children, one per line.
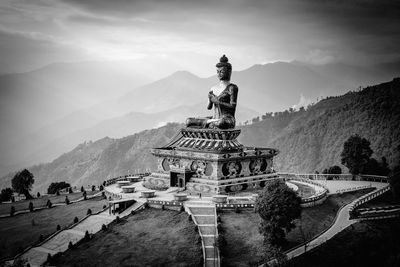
<box><xmin>186</xmin><ymin>55</ymin><xmax>238</xmax><ymax>130</ymax></box>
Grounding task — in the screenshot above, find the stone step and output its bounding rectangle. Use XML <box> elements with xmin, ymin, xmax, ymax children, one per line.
<box><xmin>194</xmin><ymin>215</ymin><xmax>215</xmax><ymax>225</ymax></box>
<box><xmin>199</xmin><ymin>225</ymin><xmax>216</xmax><ymax>235</ymax></box>
<box><xmin>202</xmin><ymin>236</ymin><xmax>217</xmax><ymax>246</ymax></box>
<box><xmin>189</xmin><ymin>207</ymin><xmax>215</xmax><ymax>215</ymax></box>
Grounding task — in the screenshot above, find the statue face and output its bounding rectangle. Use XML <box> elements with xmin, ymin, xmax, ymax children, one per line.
<box><xmin>217</xmin><ymin>66</ymin><xmax>230</xmax><ymax>81</ymax></box>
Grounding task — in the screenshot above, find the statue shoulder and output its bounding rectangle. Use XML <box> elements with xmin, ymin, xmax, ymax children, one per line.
<box><xmin>228</xmin><ymin>83</ymin><xmax>238</xmax><ymax>94</ymax></box>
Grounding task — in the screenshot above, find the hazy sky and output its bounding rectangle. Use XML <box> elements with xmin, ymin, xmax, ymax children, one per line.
<box><xmin>0</xmin><ymin>0</ymin><xmax>399</xmax><ymax>76</ymax></box>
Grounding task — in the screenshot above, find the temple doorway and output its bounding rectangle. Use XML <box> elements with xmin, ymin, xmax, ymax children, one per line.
<box><xmin>170</xmin><ymin>171</ymin><xmax>192</xmax><ymax>188</ymax></box>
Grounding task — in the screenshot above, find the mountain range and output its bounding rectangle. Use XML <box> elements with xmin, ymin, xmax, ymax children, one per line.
<box><xmin>0</xmin><ymin>59</ymin><xmax>399</xmax><ymax>178</ymax></box>
<box><xmin>0</xmin><ymin>77</ymin><xmax>399</xmax><ymax>194</ymax></box>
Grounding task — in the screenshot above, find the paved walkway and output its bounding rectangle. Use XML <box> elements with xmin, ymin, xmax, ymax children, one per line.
<box><xmin>186</xmin><ymin>204</ymin><xmax>219</xmax><ymax>267</ymax></box>
<box><xmin>16</xmin><ymin>200</ymin><xmax>145</xmax><ymax>267</ymax></box>
<box><xmin>285</xmin><ymin>181</ymin><xmax>388</xmax><ymax>261</ymax></box>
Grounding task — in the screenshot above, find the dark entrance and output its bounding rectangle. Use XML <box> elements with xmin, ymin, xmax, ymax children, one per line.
<box><xmin>170</xmin><ymin>172</ymin><xmax>192</xmax><ymax>188</ymax></box>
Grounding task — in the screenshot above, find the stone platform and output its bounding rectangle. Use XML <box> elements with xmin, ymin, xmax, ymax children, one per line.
<box><xmin>145</xmin><ymin>128</ymin><xmax>279</xmax><ymax>194</ymax></box>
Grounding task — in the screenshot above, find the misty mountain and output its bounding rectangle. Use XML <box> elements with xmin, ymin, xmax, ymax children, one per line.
<box><xmin>1</xmin><ymin>78</ymin><xmax>399</xmax><ymax>194</ymax></box>
<box><xmin>1</xmin><ymin>60</ymin><xmax>399</xmax><ymax>177</ymax></box>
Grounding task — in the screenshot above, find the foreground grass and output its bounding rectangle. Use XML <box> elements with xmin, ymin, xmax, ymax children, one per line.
<box><xmin>0</xmin><ymin>197</ymin><xmax>107</xmax><ymax>259</ymax></box>
<box><xmin>49</xmin><ymin>208</ymin><xmax>203</xmax><ymax>267</ymax></box>
<box><xmin>0</xmin><ymin>191</ymin><xmax>99</xmax><ymax>215</ymax></box>
<box><xmin>219</xmin><ymin>189</ymin><xmax>374</xmax><ymax>267</ymax></box>
<box><xmin>289</xmin><ymin>219</ymin><xmax>400</xmax><ymax>267</ymax></box>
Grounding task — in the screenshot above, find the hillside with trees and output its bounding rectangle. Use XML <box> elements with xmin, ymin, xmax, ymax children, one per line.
<box><xmin>0</xmin><ymin>78</ymin><xmax>399</xmax><ymax>193</ymax></box>
<box><xmin>239</xmin><ymin>78</ymin><xmax>400</xmax><ymax>173</ymax></box>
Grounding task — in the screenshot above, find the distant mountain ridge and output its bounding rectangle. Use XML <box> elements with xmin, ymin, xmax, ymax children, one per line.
<box><xmin>1</xmin><ymin>60</ymin><xmax>399</xmax><ymax>177</ymax></box>
<box><xmin>1</xmin><ymin>78</ymin><xmax>399</xmax><ymax>194</ymax></box>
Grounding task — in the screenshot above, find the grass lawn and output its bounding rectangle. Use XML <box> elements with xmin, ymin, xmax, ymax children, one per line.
<box><xmin>0</xmin><ymin>196</ymin><xmax>107</xmax><ymax>259</ymax></box>
<box><xmin>49</xmin><ymin>208</ymin><xmax>203</xmax><ymax>267</ymax></box>
<box><xmin>290</xmin><ymin>218</ymin><xmax>400</xmax><ymax>267</ymax></box>
<box><xmin>219</xmin><ymin>189</ymin><xmax>374</xmax><ymax>267</ymax></box>
<box><xmin>0</xmin><ymin>191</ymin><xmax>99</xmax><ymax>215</ymax></box>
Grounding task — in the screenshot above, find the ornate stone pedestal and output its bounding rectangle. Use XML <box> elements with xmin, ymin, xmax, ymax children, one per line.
<box><xmin>145</xmin><ymin>128</ymin><xmax>279</xmax><ymax>194</ymax></box>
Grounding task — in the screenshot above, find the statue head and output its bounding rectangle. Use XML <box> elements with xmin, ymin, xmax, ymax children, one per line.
<box><xmin>216</xmin><ymin>54</ymin><xmax>232</xmax><ymax>81</ymax></box>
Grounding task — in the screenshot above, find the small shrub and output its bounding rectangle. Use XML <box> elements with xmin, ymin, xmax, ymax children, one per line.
<box><xmin>83</xmin><ymin>191</ymin><xmax>87</xmax><ymax>200</ymax></box>
<box><xmin>234</xmin><ymin>206</ymin><xmax>240</xmax><ymax>213</ymax></box>
<box><xmin>65</xmin><ymin>196</ymin><xmax>70</xmax><ymax>205</ymax></box>
<box><xmin>47</xmin><ymin>199</ymin><xmax>52</xmax><ymax>208</ymax></box>
<box><xmin>84</xmin><ymin>230</ymin><xmax>91</xmax><ymax>240</ymax></box>
<box><xmin>57</xmin><ymin>224</ymin><xmax>61</xmax><ymax>231</ymax></box>
<box><xmin>28</xmin><ymin>202</ymin><xmax>34</xmax><ymax>212</ymax></box>
<box><xmin>101</xmin><ymin>224</ymin><xmax>107</xmax><ymax>231</ymax></box>
<box><xmin>161</xmin><ymin>204</ymin><xmax>165</xmax><ymax>210</ymax></box>
<box><xmin>68</xmin><ymin>187</ymin><xmax>73</xmax><ymax>194</ymax></box>
<box><xmin>103</xmin><ymin>205</ymin><xmax>107</xmax><ymax>209</ymax></box>
<box><xmin>80</xmin><ymin>186</ymin><xmax>84</xmax><ymax>192</ymax></box>
<box><xmin>188</xmin><ymin>215</ymin><xmax>193</xmax><ymax>222</ymax></box>
<box><xmin>37</xmin><ymin>192</ymin><xmax>41</xmax><ymax>198</ymax></box>
<box><xmin>102</xmin><ymin>191</ymin><xmax>105</xmax><ymax>197</ymax></box>
<box><xmin>87</xmin><ymin>208</ymin><xmax>92</xmax><ymax>215</ymax></box>
<box><xmin>131</xmin><ymin>210</ymin><xmax>135</xmax><ymax>215</ymax></box>
<box><xmin>10</xmin><ymin>206</ymin><xmax>15</xmax><ymax>216</ymax></box>
<box><xmin>47</xmin><ymin>253</ymin><xmax>52</xmax><ymax>262</ymax></box>
<box><xmin>73</xmin><ymin>216</ymin><xmax>79</xmax><ymax>224</ymax></box>
<box><xmin>68</xmin><ymin>241</ymin><xmax>73</xmax><ymax>249</ymax></box>
<box><xmin>217</xmin><ymin>215</ymin><xmax>221</xmax><ymax>223</ymax></box>
<box><xmin>180</xmin><ymin>205</ymin><xmax>185</xmax><ymax>212</ymax></box>
<box><xmin>217</xmin><ymin>223</ymin><xmax>224</xmax><ymax>233</ymax></box>
<box><xmin>116</xmin><ymin>216</ymin><xmax>121</xmax><ymax>223</ymax></box>
<box><xmin>100</xmin><ymin>185</ymin><xmax>104</xmax><ymax>191</ymax></box>
<box><xmin>197</xmin><ymin>235</ymin><xmax>202</xmax><ymax>244</ymax></box>
<box><xmin>56</xmin><ymin>190</ymin><xmax>60</xmax><ymax>196</ymax></box>
<box><xmin>194</xmin><ymin>225</ymin><xmax>198</xmax><ymax>232</ymax></box>
<box><xmin>91</xmin><ymin>185</ymin><xmax>96</xmax><ymax>191</ymax></box>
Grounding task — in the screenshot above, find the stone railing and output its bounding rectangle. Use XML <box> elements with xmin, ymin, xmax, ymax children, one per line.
<box><xmin>104</xmin><ymin>173</ymin><xmax>150</xmax><ymax>186</ymax></box>
<box><xmin>348</xmin><ymin>184</ymin><xmax>391</xmax><ymax>219</ymax></box>
<box><xmin>278</xmin><ymin>172</ymin><xmax>389</xmax><ymax>183</ymax></box>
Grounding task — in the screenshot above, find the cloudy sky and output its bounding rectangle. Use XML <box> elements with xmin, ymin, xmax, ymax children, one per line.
<box><xmin>0</xmin><ymin>0</ymin><xmax>399</xmax><ymax>76</ymax></box>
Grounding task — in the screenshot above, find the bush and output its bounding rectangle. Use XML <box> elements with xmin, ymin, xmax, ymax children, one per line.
<box><xmin>65</xmin><ymin>196</ymin><xmax>70</xmax><ymax>205</ymax></box>
<box><xmin>116</xmin><ymin>216</ymin><xmax>121</xmax><ymax>223</ymax></box>
<box><xmin>217</xmin><ymin>215</ymin><xmax>221</xmax><ymax>223</ymax></box>
<box><xmin>80</xmin><ymin>186</ymin><xmax>84</xmax><ymax>192</ymax></box>
<box><xmin>47</xmin><ymin>199</ymin><xmax>52</xmax><ymax>208</ymax></box>
<box><xmin>0</xmin><ymin>187</ymin><xmax>13</xmax><ymax>202</ymax></box>
<box><xmin>217</xmin><ymin>234</ymin><xmax>227</xmax><ymax>256</ymax></box>
<box><xmin>188</xmin><ymin>215</ymin><xmax>193</xmax><ymax>222</ymax></box>
<box><xmin>103</xmin><ymin>205</ymin><xmax>107</xmax><ymax>209</ymax></box>
<box><xmin>37</xmin><ymin>192</ymin><xmax>41</xmax><ymax>198</ymax></box>
<box><xmin>91</xmin><ymin>185</ymin><xmax>96</xmax><ymax>191</ymax></box>
<box><xmin>56</xmin><ymin>190</ymin><xmax>60</xmax><ymax>196</ymax></box>
<box><xmin>217</xmin><ymin>223</ymin><xmax>224</xmax><ymax>233</ymax></box>
<box><xmin>68</xmin><ymin>187</ymin><xmax>73</xmax><ymax>194</ymax></box>
<box><xmin>57</xmin><ymin>224</ymin><xmax>61</xmax><ymax>231</ymax></box>
<box><xmin>29</xmin><ymin>201</ymin><xmax>34</xmax><ymax>212</ymax></box>
<box><xmin>10</xmin><ymin>206</ymin><xmax>15</xmax><ymax>216</ymax></box>
<box><xmin>73</xmin><ymin>216</ymin><xmax>79</xmax><ymax>224</ymax></box>
<box><xmin>99</xmin><ymin>185</ymin><xmax>104</xmax><ymax>191</ymax></box>
<box><xmin>47</xmin><ymin>253</ymin><xmax>52</xmax><ymax>262</ymax></box>
<box><xmin>161</xmin><ymin>204</ymin><xmax>165</xmax><ymax>210</ymax></box>
<box><xmin>84</xmin><ymin>230</ymin><xmax>91</xmax><ymax>240</ymax></box>
<box><xmin>68</xmin><ymin>241</ymin><xmax>73</xmax><ymax>249</ymax></box>
<box><xmin>234</xmin><ymin>206</ymin><xmax>240</xmax><ymax>213</ymax></box>
<box><xmin>83</xmin><ymin>191</ymin><xmax>87</xmax><ymax>200</ymax></box>
<box><xmin>87</xmin><ymin>208</ymin><xmax>92</xmax><ymax>215</ymax></box>
<box><xmin>180</xmin><ymin>205</ymin><xmax>185</xmax><ymax>212</ymax></box>
<box><xmin>101</xmin><ymin>224</ymin><xmax>107</xmax><ymax>231</ymax></box>
<box><xmin>194</xmin><ymin>225</ymin><xmax>198</xmax><ymax>232</ymax></box>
